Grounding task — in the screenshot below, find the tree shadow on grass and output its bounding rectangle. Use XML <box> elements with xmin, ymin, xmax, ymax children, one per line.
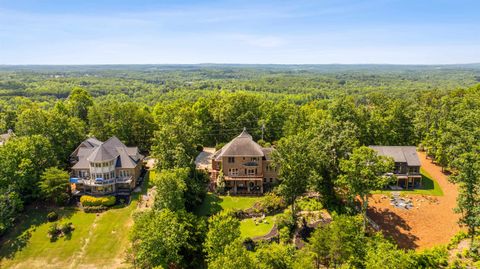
<box><xmin>0</xmin><ymin>205</ymin><xmax>76</xmax><ymax>260</ymax></box>
<box><xmin>419</xmin><ymin>174</ymin><xmax>435</xmax><ymax>190</ymax></box>
<box><xmin>194</xmin><ymin>193</ymin><xmax>223</xmax><ymax>216</ymax></box>
<box><xmin>368</xmin><ymin>207</ymin><xmax>419</xmax><ymax>249</ymax></box>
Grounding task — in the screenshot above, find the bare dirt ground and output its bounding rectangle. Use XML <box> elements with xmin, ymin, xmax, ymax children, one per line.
<box><xmin>368</xmin><ymin>151</ymin><xmax>461</xmax><ymax>250</ymax></box>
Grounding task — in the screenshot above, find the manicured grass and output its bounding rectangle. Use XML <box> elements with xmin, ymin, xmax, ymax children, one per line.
<box><xmin>0</xmin><ymin>207</ymin><xmax>96</xmax><ymax>268</ymax></box>
<box><xmin>75</xmin><ymin>198</ymin><xmax>138</xmax><ymax>268</ymax></box>
<box><xmin>195</xmin><ymin>193</ymin><xmax>264</xmax><ymax>216</ymax></box>
<box><xmin>0</xmin><ymin>171</ymin><xmax>152</xmax><ymax>269</ymax></box>
<box><xmin>240</xmin><ymin>215</ymin><xmax>276</xmax><ymax>239</ymax></box>
<box><xmin>372</xmin><ymin>168</ymin><xmax>444</xmax><ymax>196</ymax></box>
<box><xmin>220</xmin><ymin>196</ymin><xmax>262</xmax><ymax>210</ymax></box>
<box><xmin>195</xmin><ymin>193</ymin><xmax>277</xmax><ymax>238</ymax></box>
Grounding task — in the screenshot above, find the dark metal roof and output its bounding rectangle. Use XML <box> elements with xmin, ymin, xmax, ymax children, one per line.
<box><xmin>369</xmin><ymin>146</ymin><xmax>421</xmax><ymax>166</ymax></box>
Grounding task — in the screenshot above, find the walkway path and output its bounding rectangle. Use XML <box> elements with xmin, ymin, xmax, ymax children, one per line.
<box><xmin>368</xmin><ymin>151</ymin><xmax>461</xmax><ymax>249</ymax></box>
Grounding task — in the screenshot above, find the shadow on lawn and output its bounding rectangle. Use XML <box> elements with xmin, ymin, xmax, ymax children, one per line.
<box><xmin>419</xmin><ymin>173</ymin><xmax>435</xmax><ymax>191</ymax></box>
<box><xmin>195</xmin><ymin>193</ymin><xmax>223</xmax><ymax>216</ymax></box>
<box><xmin>0</xmin><ymin>206</ymin><xmax>76</xmax><ymax>260</ymax></box>
<box><xmin>368</xmin><ymin>207</ymin><xmax>419</xmax><ymax>249</ymax></box>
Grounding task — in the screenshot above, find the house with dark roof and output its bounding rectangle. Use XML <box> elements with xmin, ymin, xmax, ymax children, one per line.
<box><xmin>208</xmin><ymin>128</ymin><xmax>278</xmax><ymax>195</ymax></box>
<box><xmin>369</xmin><ymin>146</ymin><xmax>422</xmax><ymax>189</ymax></box>
<box><xmin>70</xmin><ymin>136</ymin><xmax>144</xmax><ymax>196</ymax></box>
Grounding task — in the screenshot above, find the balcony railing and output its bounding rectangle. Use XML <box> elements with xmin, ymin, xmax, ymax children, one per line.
<box><xmin>71</xmin><ymin>176</ymin><xmax>133</xmax><ymax>186</ymax></box>
<box><xmin>225</xmin><ymin>175</ymin><xmax>263</xmax><ymax>180</ymax></box>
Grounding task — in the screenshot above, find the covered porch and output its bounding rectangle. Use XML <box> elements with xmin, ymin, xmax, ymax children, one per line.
<box><xmin>224</xmin><ymin>177</ymin><xmax>263</xmax><ymax>195</ymax></box>
<box><xmin>395</xmin><ymin>175</ymin><xmax>422</xmax><ymax>189</ymax></box>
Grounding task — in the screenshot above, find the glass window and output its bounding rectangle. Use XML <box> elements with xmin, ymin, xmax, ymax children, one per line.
<box><xmin>228</xmin><ymin>157</ymin><xmax>235</xmax><ymax>163</ymax></box>
<box><xmin>228</xmin><ymin>168</ymin><xmax>238</xmax><ymax>176</ymax></box>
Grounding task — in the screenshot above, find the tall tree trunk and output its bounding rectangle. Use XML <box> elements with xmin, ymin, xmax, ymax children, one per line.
<box><xmin>362</xmin><ymin>195</ymin><xmax>368</xmax><ymax>231</ymax></box>
<box><xmin>291</xmin><ymin>196</ymin><xmax>297</xmax><ymax>224</ymax></box>
<box><xmin>471</xmin><ymin>226</ymin><xmax>475</xmax><ymax>249</ymax></box>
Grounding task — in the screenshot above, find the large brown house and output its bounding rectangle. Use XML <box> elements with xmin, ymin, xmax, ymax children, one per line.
<box><xmin>370</xmin><ymin>146</ymin><xmax>422</xmax><ymax>189</ymax></box>
<box><xmin>208</xmin><ymin>128</ymin><xmax>278</xmax><ymax>195</ymax></box>
<box><xmin>70</xmin><ymin>136</ymin><xmax>144</xmax><ymax>196</ymax></box>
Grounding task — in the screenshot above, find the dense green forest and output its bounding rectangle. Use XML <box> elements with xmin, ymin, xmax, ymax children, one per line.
<box><xmin>1</xmin><ymin>65</ymin><xmax>480</xmax><ymax>268</ymax></box>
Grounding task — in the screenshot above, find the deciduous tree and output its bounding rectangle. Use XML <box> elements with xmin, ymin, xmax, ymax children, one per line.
<box><xmin>204</xmin><ymin>210</ymin><xmax>241</xmax><ymax>262</ymax></box>
<box><xmin>452</xmin><ymin>152</ymin><xmax>480</xmax><ymax>247</ymax></box>
<box><xmin>130</xmin><ymin>209</ymin><xmax>189</xmax><ymax>268</ymax></box>
<box><xmin>39</xmin><ymin>167</ymin><xmax>70</xmax><ymax>205</ymax></box>
<box><xmin>152</xmin><ymin>168</ymin><xmax>188</xmax><ymax>211</ymax></box>
<box><xmin>338</xmin><ymin>146</ymin><xmax>394</xmax><ymax>229</ymax></box>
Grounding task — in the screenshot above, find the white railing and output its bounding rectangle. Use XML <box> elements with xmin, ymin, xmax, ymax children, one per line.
<box><xmin>116</xmin><ymin>176</ymin><xmax>133</xmax><ymax>183</ymax></box>
<box><xmin>78</xmin><ymin>178</ymin><xmax>116</xmax><ymax>186</ymax></box>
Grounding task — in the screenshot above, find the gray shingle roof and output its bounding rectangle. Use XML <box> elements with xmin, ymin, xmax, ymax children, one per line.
<box><xmin>85</xmin><ymin>137</ymin><xmax>102</xmax><ymax>147</ymax></box>
<box><xmin>369</xmin><ymin>146</ymin><xmax>421</xmax><ymax>166</ymax></box>
<box><xmin>87</xmin><ymin>144</ymin><xmax>116</xmax><ymax>162</ymax></box>
<box><xmin>71</xmin><ymin>156</ymin><xmax>91</xmax><ymax>169</ymax></box>
<box><xmin>116</xmin><ymin>146</ymin><xmax>138</xmax><ymax>168</ymax></box>
<box><xmin>72</xmin><ymin>136</ymin><xmax>143</xmax><ymax>169</ymax></box>
<box><xmin>215</xmin><ymin>129</ymin><xmax>265</xmax><ymax>160</ymax></box>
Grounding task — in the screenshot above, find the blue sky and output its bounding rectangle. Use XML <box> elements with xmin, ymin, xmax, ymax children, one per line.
<box><xmin>0</xmin><ymin>0</ymin><xmax>479</xmax><ymax>64</ymax></box>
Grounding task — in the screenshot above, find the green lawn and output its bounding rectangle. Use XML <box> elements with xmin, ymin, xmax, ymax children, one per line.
<box><xmin>371</xmin><ymin>168</ymin><xmax>444</xmax><ymax>196</ymax></box>
<box><xmin>0</xmin><ymin>171</ymin><xmax>152</xmax><ymax>269</ymax></box>
<box><xmin>195</xmin><ymin>193</ymin><xmax>277</xmax><ymax>238</ymax></box>
<box><xmin>195</xmin><ymin>193</ymin><xmax>264</xmax><ymax>216</ymax></box>
<box><xmin>240</xmin><ymin>215</ymin><xmax>276</xmax><ymax>239</ymax></box>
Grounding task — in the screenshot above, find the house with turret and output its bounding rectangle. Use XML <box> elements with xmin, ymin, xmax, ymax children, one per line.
<box><xmin>205</xmin><ymin>128</ymin><xmax>278</xmax><ymax>195</ymax></box>
<box><xmin>69</xmin><ymin>136</ymin><xmax>144</xmax><ymax>196</ymax></box>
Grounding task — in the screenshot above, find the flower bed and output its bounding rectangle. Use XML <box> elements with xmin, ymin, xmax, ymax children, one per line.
<box><xmin>80</xmin><ymin>195</ymin><xmax>116</xmax><ymax>207</ymax></box>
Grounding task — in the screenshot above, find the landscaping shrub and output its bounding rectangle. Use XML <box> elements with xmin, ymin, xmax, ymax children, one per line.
<box><xmin>47</xmin><ymin>222</ymin><xmax>58</xmax><ymax>238</ymax></box>
<box><xmin>275</xmin><ymin>209</ymin><xmax>295</xmax><ymax>231</ymax></box>
<box><xmin>296</xmin><ymin>197</ymin><xmax>323</xmax><ymax>211</ymax></box>
<box><xmin>253</xmin><ymin>193</ymin><xmax>286</xmax><ymax>214</ymax></box>
<box><xmin>83</xmin><ymin>205</ymin><xmax>108</xmax><ymax>213</ymax></box>
<box><xmin>279</xmin><ymin>226</ymin><xmax>291</xmax><ymax>244</ymax></box>
<box><xmin>447</xmin><ymin>231</ymin><xmax>469</xmax><ymax>250</ymax></box>
<box><xmin>55</xmin><ymin>192</ymin><xmax>71</xmax><ymax>206</ymax></box>
<box><xmin>413</xmin><ymin>246</ymin><xmax>449</xmax><ymax>268</ymax></box>
<box><xmin>47</xmin><ymin>211</ymin><xmax>58</xmax><ymax>222</ymax></box>
<box><xmin>47</xmin><ymin>221</ymin><xmax>74</xmax><ymax>241</ymax></box>
<box><xmin>196</xmin><ymin>144</ymin><xmax>204</xmax><ymax>152</ymax></box>
<box><xmin>59</xmin><ymin>221</ymin><xmax>74</xmax><ymax>235</ymax></box>
<box><xmin>80</xmin><ymin>195</ymin><xmax>116</xmax><ymax>207</ymax></box>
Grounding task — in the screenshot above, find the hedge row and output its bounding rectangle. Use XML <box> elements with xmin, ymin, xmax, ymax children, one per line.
<box><xmin>83</xmin><ymin>205</ymin><xmax>108</xmax><ymax>213</ymax></box>
<box><xmin>80</xmin><ymin>195</ymin><xmax>116</xmax><ymax>207</ymax></box>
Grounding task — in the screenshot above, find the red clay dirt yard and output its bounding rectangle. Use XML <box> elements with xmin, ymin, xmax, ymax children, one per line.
<box><xmin>368</xmin><ymin>151</ymin><xmax>461</xmax><ymax>250</ymax></box>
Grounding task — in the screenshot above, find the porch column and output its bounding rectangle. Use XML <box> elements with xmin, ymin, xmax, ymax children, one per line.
<box><xmin>233</xmin><ymin>181</ymin><xmax>237</xmax><ymax>194</ymax></box>
<box><xmin>246</xmin><ymin>180</ymin><xmax>250</xmax><ymax>193</ymax></box>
